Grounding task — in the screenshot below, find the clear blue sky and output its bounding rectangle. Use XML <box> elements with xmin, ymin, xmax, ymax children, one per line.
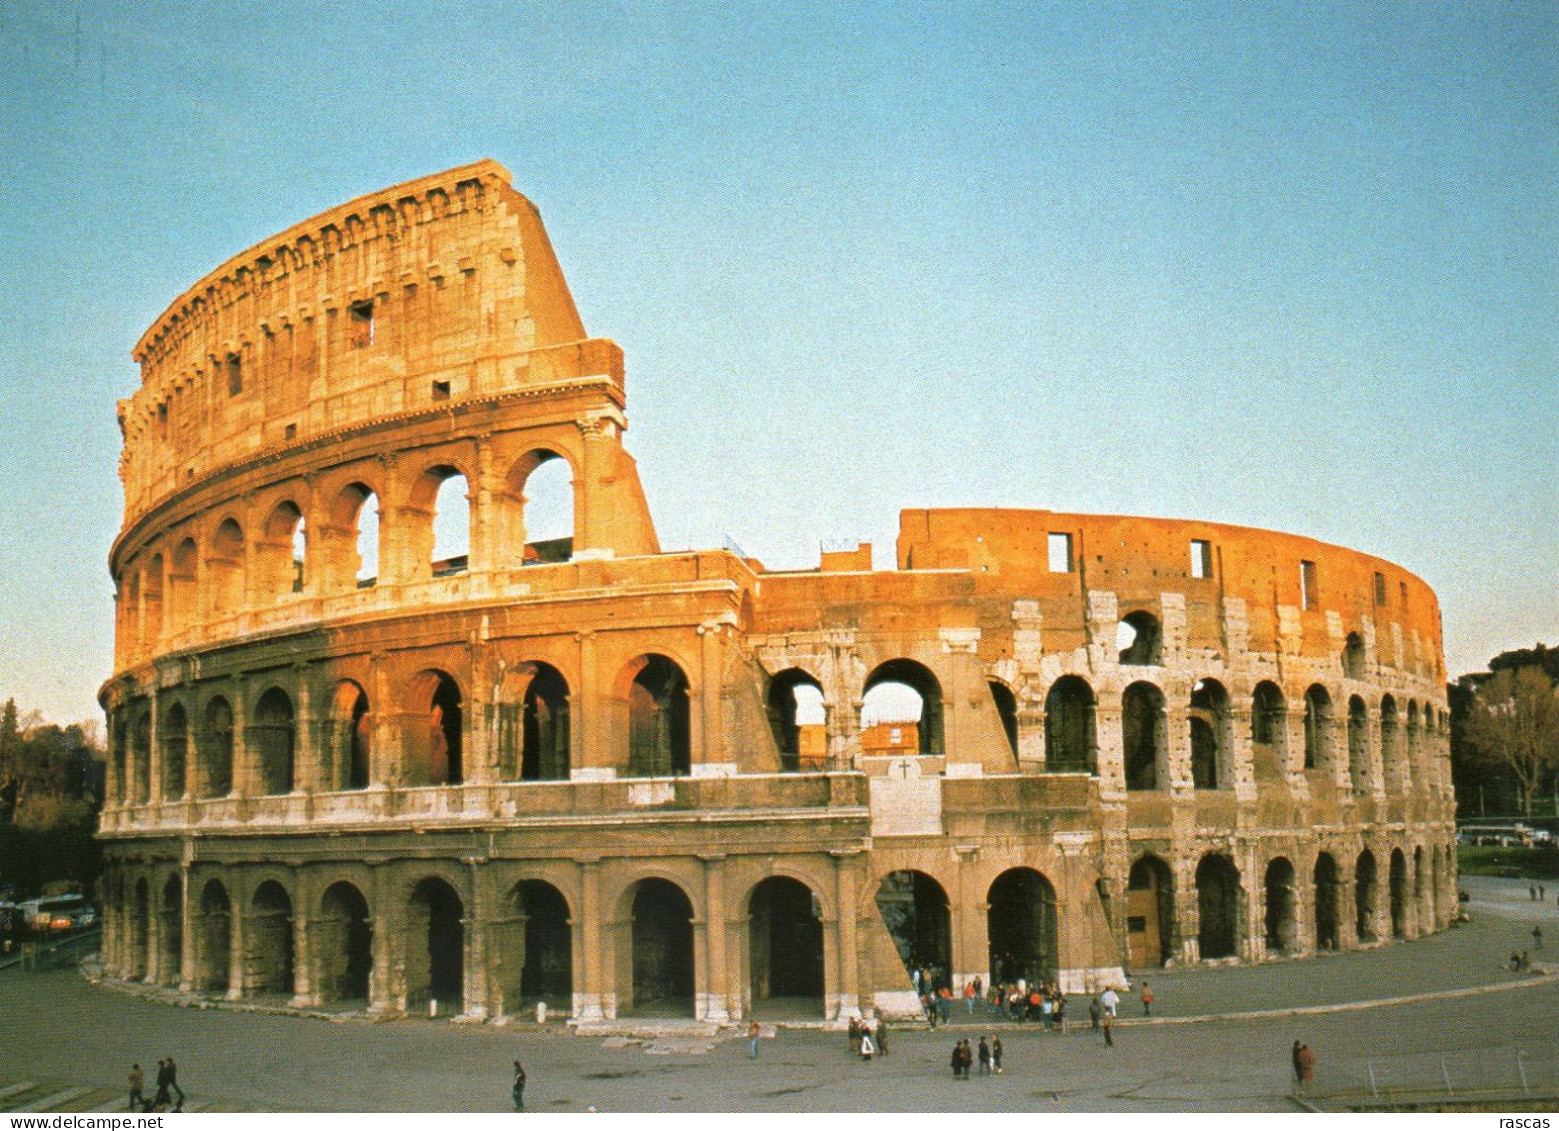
<box><xmin>1</xmin><ymin>1</ymin><xmax>1554</xmax><ymax>725</ymax></box>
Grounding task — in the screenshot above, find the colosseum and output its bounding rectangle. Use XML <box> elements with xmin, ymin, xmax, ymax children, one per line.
<box><xmin>98</xmin><ymin>160</ymin><xmax>1457</xmax><ymax>1026</ymax></box>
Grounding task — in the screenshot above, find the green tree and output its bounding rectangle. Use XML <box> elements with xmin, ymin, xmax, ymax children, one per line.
<box><xmin>1463</xmin><ymin>666</ymin><xmax>1559</xmax><ymax>818</ymax></box>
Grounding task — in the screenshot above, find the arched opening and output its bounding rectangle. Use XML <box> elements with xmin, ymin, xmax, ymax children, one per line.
<box><xmin>201</xmin><ymin>697</ymin><xmax>234</xmax><ymax>798</ymax></box>
<box><xmin>161</xmin><ymin>702</ymin><xmax>188</xmax><ymax>799</ymax></box>
<box><xmin>130</xmin><ymin>878</ymin><xmax>150</xmax><ymax>980</ymax></box>
<box><xmin>1263</xmin><ymin>857</ymin><xmax>1297</xmax><ymax>954</ymax></box>
<box><xmin>317</xmin><ymin>882</ymin><xmax>373</xmax><ymax>1004</ymax></box>
<box><xmin>989</xmin><ymin>681</ymin><xmax>1019</xmax><ymax>758</ymax></box>
<box><xmin>1342</xmin><ymin>632</ymin><xmax>1367</xmax><ymax>680</ymax></box>
<box><xmin>986</xmin><ymin>867</ymin><xmax>1059</xmax><ymax>986</ymax></box>
<box><xmin>1380</xmin><ymin>695</ymin><xmax>1403</xmax><ymax>791</ymax></box>
<box><xmin>407</xmin><ymin>877</ymin><xmax>464</xmax><ymax>1013</ymax></box>
<box><xmin>253</xmin><ymin>687</ymin><xmax>296</xmax><ymax>795</ymax></box>
<box><xmin>1123</xmin><ymin>681</ymin><xmax>1166</xmax><ymax>789</ymax></box>
<box><xmin>1314</xmin><ymin>852</ymin><xmax>1341</xmax><ymax>950</ymax></box>
<box><xmin>168</xmin><ymin>538</ymin><xmax>197</xmax><ymax>632</ymax></box>
<box><xmin>511</xmin><ymin>451</ymin><xmax>574</xmax><ymax>564</ymax></box>
<box><xmin>209</xmin><ymin>518</ymin><xmax>245</xmax><ymax>615</ymax></box>
<box><xmin>1348</xmin><ymin>696</ymin><xmax>1370</xmax><ymax>793</ymax></box>
<box><xmin>520</xmin><ymin>664</ymin><xmax>570</xmax><ymax>781</ymax></box>
<box><xmin>196</xmin><ymin>879</ymin><xmax>230</xmax><ymax>993</ymax></box>
<box><xmin>130</xmin><ymin>709</ymin><xmax>151</xmax><ymax>803</ymax></box>
<box><xmin>1195</xmin><ymin>853</ymin><xmax>1240</xmax><ymax>960</ymax></box>
<box><xmin>874</xmin><ymin>870</ymin><xmax>952</xmax><ymax>990</ymax></box>
<box><xmin>626</xmin><ymin>655</ymin><xmax>690</xmax><ymax>776</ymax></box>
<box><xmin>330</xmin><ymin>681</ymin><xmax>371</xmax><ymax>791</ymax></box>
<box><xmin>249</xmin><ymin>880</ymin><xmax>295</xmax><ymax>997</ymax></box>
<box><xmin>1189</xmin><ymin>679</ymin><xmax>1230</xmax><ymax>790</ymax></box>
<box><xmin>512</xmin><ymin>880</ymin><xmax>572</xmax><ymax>1012</ymax></box>
<box><xmin>143</xmin><ymin>555</ymin><xmax>165</xmax><ymax>641</ymax></box>
<box><xmin>766</xmin><ymin>668</ymin><xmax>826</xmax><ymax>772</ymax></box>
<box><xmin>1045</xmin><ymin>676</ymin><xmax>1096</xmax><ymax>772</ymax></box>
<box><xmin>627</xmin><ymin>878</ymin><xmax>695</xmax><ymax>1016</ymax></box>
<box><xmin>1117</xmin><ymin>610</ymin><xmax>1162</xmax><ymax>665</ymax></box>
<box><xmin>749</xmin><ymin>876</ymin><xmax>824</xmax><ymax>1014</ymax></box>
<box><xmin>333</xmin><ymin>484</ymin><xmax>379</xmax><ymax>589</ymax></box>
<box><xmin>1127</xmin><ymin>854</ymin><xmax>1175</xmax><ymax>966</ymax></box>
<box><xmin>407</xmin><ymin>670</ymin><xmax>463</xmax><ymax>785</ymax></box>
<box><xmin>862</xmin><ymin>659</ymin><xmax>943</xmax><ymax>755</ymax></box>
<box><xmin>260</xmin><ymin>501</ymin><xmax>306</xmax><ymax>598</ymax></box>
<box><xmin>1355</xmin><ymin>849</ymin><xmax>1379</xmax><ymax>942</ymax></box>
<box><xmin>159</xmin><ymin>874</ymin><xmax>182</xmax><ymax>986</ymax></box>
<box><xmin>1406</xmin><ymin>701</ymin><xmax>1422</xmax><ymax>787</ymax></box>
<box><xmin>429</xmin><ymin>469</ymin><xmax>470</xmax><ymax>576</ymax></box>
<box><xmin>1389</xmin><ymin>848</ymin><xmax>1408</xmax><ymax>939</ymax></box>
<box><xmin>1303</xmin><ymin>685</ymin><xmax>1332</xmax><ymax>771</ymax></box>
<box><xmin>1250</xmin><ymin>681</ymin><xmax>1286</xmax><ymax>778</ymax></box>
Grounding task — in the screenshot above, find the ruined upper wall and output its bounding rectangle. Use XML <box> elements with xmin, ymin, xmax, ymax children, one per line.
<box><xmin>897</xmin><ymin>508</ymin><xmax>1444</xmax><ymax>677</ymax></box>
<box><xmin>118</xmin><ymin>161</ymin><xmax>619</xmax><ymax>526</ymax></box>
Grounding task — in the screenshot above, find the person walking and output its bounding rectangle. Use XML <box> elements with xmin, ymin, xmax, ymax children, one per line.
<box><xmin>961</xmin><ymin>1039</ymin><xmax>974</xmax><ymax>1079</ymax></box>
<box><xmin>876</xmin><ymin>1020</ymin><xmax>889</xmax><ymax>1057</ymax></box>
<box><xmin>965</xmin><ymin>981</ymin><xmax>977</xmax><ymax>1014</ymax></box>
<box><xmin>1102</xmin><ymin>1012</ymin><xmax>1114</xmax><ymax>1047</ymax></box>
<box><xmin>1101</xmin><ymin>986</ymin><xmax>1119</xmax><ymax>1019</ymax></box>
<box><xmin>152</xmin><ymin>1060</ymin><xmax>170</xmax><ymax>1110</ymax></box>
<box><xmin>938</xmin><ymin>987</ymin><xmax>952</xmax><ymax>1025</ymax></box>
<box><xmin>1141</xmin><ymin>981</ymin><xmax>1154</xmax><ymax>1016</ymax></box>
<box><xmin>1089</xmin><ymin>996</ymin><xmax>1102</xmax><ymax>1030</ymax></box>
<box><xmin>991</xmin><ymin>1035</ymin><xmax>1004</xmax><ymax>1075</ymax></box>
<box><xmin>1291</xmin><ymin>1041</ymin><xmax>1304</xmax><ymax>1086</ymax></box>
<box><xmin>512</xmin><ymin>1060</ymin><xmax>527</xmax><ymax>1110</ymax></box>
<box><xmin>1295</xmin><ymin>1043</ymin><xmax>1316</xmax><ymax>1088</ymax></box>
<box><xmin>950</xmin><ymin>1040</ymin><xmax>963</xmax><ymax>1080</ymax></box>
<box><xmin>848</xmin><ymin>1016</ymin><xmax>861</xmax><ymax>1053</ymax></box>
<box><xmin>127</xmin><ymin>1064</ymin><xmax>144</xmax><ymax>1113</ymax></box>
<box><xmin>748</xmin><ymin>1020</ymin><xmax>762</xmax><ymax>1060</ymax></box>
<box><xmin>163</xmin><ymin>1056</ymin><xmax>184</xmax><ymax>1112</ymax></box>
<box><xmin>860</xmin><ymin>1024</ymin><xmax>875</xmax><ymax>1062</ymax></box>
<box><xmin>977</xmin><ymin>1036</ymin><xmax>991</xmax><ymax>1076</ymax></box>
<box><xmin>1040</xmin><ymin>992</ymin><xmax>1053</xmax><ymax>1030</ymax></box>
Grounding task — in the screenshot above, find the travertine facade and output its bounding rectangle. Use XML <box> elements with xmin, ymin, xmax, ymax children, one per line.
<box><xmin>98</xmin><ymin>161</ymin><xmax>1457</xmax><ymax>1024</ymax></box>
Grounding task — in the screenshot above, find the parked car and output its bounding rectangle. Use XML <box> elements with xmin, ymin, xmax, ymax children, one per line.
<box><xmin>19</xmin><ymin>894</ymin><xmax>95</xmax><ymax>933</ymax></box>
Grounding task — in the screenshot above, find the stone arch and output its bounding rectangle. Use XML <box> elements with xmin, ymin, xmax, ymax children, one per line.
<box><xmin>252</xmin><ymin>686</ymin><xmax>296</xmax><ymax>795</ymax></box>
<box><xmin>988</xmin><ymin>679</ymin><xmax>1019</xmax><ymax>758</ymax></box>
<box><xmin>1342</xmin><ymin>632</ymin><xmax>1367</xmax><ymax>680</ymax></box>
<box><xmin>407</xmin><ymin>463</ymin><xmax>473</xmax><ymax>578</ymax></box>
<box><xmin>874</xmin><ymin>870</ymin><xmax>952</xmax><ymax>990</ymax></box>
<box><xmin>748</xmin><ymin>876</ymin><xmax>825</xmax><ymax>1014</ymax></box>
<box><xmin>1355</xmin><ymin>848</ymin><xmax>1379</xmax><ymax>943</ymax></box>
<box><xmin>623</xmin><ymin>877</ymin><xmax>695</xmax><ymax>1016</ymax></box>
<box><xmin>1189</xmin><ymin>678</ymin><xmax>1231</xmax><ymax>790</ymax></box>
<box><xmin>623</xmin><ymin>654</ymin><xmax>691</xmax><ymax>777</ymax></box>
<box><xmin>862</xmin><ymin>659</ymin><xmax>944</xmax><ymax>755</ymax></box>
<box><xmin>518</xmin><ymin>663</ymin><xmax>570</xmax><ymax>781</ymax></box>
<box><xmin>157</xmin><ymin>874</ymin><xmax>183</xmax><ymax>986</ymax></box>
<box><xmin>317</xmin><ymin>881</ymin><xmax>373</xmax><ymax>1003</ymax></box>
<box><xmin>1195</xmin><ymin>853</ymin><xmax>1240</xmax><ymax>960</ymax></box>
<box><xmin>329</xmin><ymin>680</ymin><xmax>372</xmax><ymax>791</ymax></box>
<box><xmin>1348</xmin><ymin>695</ymin><xmax>1370</xmax><ymax>793</ymax></box>
<box><xmin>503</xmin><ymin>879</ymin><xmax>573</xmax><ymax>1013</ymax></box>
<box><xmin>326</xmin><ymin>482</ymin><xmax>379</xmax><ymax>590</ymax></box>
<box><xmin>405</xmin><ymin>669</ymin><xmax>464</xmax><ymax>785</ymax></box>
<box><xmin>200</xmin><ymin>696</ymin><xmax>234</xmax><ymax>798</ymax></box>
<box><xmin>1313</xmin><ymin>852</ymin><xmax>1342</xmax><ymax>950</ymax></box>
<box><xmin>1117</xmin><ymin>609</ymin><xmax>1163</xmax><ymax>666</ymax></box>
<box><xmin>1123</xmin><ymin>681</ymin><xmax>1167</xmax><ymax>790</ymax></box>
<box><xmin>259</xmin><ymin>500</ymin><xmax>306</xmax><ymax>598</ymax></box>
<box><xmin>1250</xmin><ymin>680</ymin><xmax>1287</xmax><ymax>778</ymax></box>
<box><xmin>987</xmin><ymin>867</ymin><xmax>1059</xmax><ymax>986</ymax></box>
<box><xmin>1303</xmin><ymin>684</ymin><xmax>1332</xmax><ymax>770</ymax></box>
<box><xmin>168</xmin><ymin>537</ymin><xmax>198</xmax><ymax>633</ymax></box>
<box><xmin>1389</xmin><ymin>847</ymin><xmax>1408</xmax><ymax>939</ymax></box>
<box><xmin>1045</xmin><ymin>675</ymin><xmax>1096</xmax><ymax>772</ymax></box>
<box><xmin>1380</xmin><ymin>694</ymin><xmax>1404</xmax><ymax>791</ymax></box>
<box><xmin>766</xmin><ymin>667</ymin><xmax>826</xmax><ymax>771</ymax></box>
<box><xmin>406</xmin><ymin>876</ymin><xmax>464</xmax><ymax>1013</ymax></box>
<box><xmin>142</xmin><ymin>554</ymin><xmax>165</xmax><ymax>641</ymax></box>
<box><xmin>1127</xmin><ymin>854</ymin><xmax>1175</xmax><ymax>966</ymax></box>
<box><xmin>249</xmin><ymin>879</ymin><xmax>295</xmax><ymax>996</ymax></box>
<box><xmin>196</xmin><ymin>878</ymin><xmax>231</xmax><ymax>993</ymax></box>
<box><xmin>208</xmin><ymin>517</ymin><xmax>245</xmax><ymax>615</ymax></box>
<box><xmin>507</xmin><ymin>449</ymin><xmax>575</xmax><ymax>565</ymax></box>
<box><xmin>1263</xmin><ymin>857</ymin><xmax>1297</xmax><ymax>954</ymax></box>
<box><xmin>130</xmin><ymin>707</ymin><xmax>151</xmax><ymax>803</ymax></box>
<box><xmin>161</xmin><ymin>700</ymin><xmax>188</xmax><ymax>799</ymax></box>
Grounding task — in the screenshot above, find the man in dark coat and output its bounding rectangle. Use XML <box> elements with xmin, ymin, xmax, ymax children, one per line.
<box><xmin>512</xmin><ymin>1060</ymin><xmax>526</xmax><ymax>1110</ymax></box>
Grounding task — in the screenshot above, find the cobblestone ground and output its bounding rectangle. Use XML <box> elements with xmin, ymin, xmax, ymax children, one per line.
<box><xmin>1</xmin><ymin>876</ymin><xmax>1553</xmax><ymax>1113</ymax></box>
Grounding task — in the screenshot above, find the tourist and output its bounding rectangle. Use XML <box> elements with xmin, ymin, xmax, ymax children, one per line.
<box><xmin>126</xmin><ymin>1064</ymin><xmax>144</xmax><ymax>1113</ymax></box>
<box><xmin>978</xmin><ymin>1035</ymin><xmax>991</xmax><ymax>1076</ymax></box>
<box><xmin>950</xmin><ymin>1040</ymin><xmax>964</xmax><ymax>1080</ymax></box>
<box><xmin>163</xmin><ymin>1057</ymin><xmax>184</xmax><ymax>1112</ymax></box>
<box><xmin>860</xmin><ymin>1025</ymin><xmax>875</xmax><ymax>1061</ymax></box>
<box><xmin>1089</xmin><ymin>995</ymin><xmax>1102</xmax><ymax>1029</ymax></box>
<box><xmin>924</xmin><ymin>992</ymin><xmax>939</xmax><ymax>1029</ymax></box>
<box><xmin>748</xmin><ymin>1020</ymin><xmax>761</xmax><ymax>1060</ymax></box>
<box><xmin>938</xmin><ymin>987</ymin><xmax>952</xmax><ymax>1025</ymax></box>
<box><xmin>1295</xmin><ymin>1042</ymin><xmax>1316</xmax><ymax>1087</ymax></box>
<box><xmin>877</xmin><ymin>1020</ymin><xmax>889</xmax><ymax>1057</ymax></box>
<box><xmin>961</xmin><ymin>1039</ymin><xmax>974</xmax><ymax>1079</ymax></box>
<box><xmin>1041</xmin><ymin>991</ymin><xmax>1053</xmax><ymax>1030</ymax></box>
<box><xmin>848</xmin><ymin>1015</ymin><xmax>860</xmax><ymax>1052</ymax></box>
<box><xmin>1054</xmin><ymin>990</ymin><xmax>1067</xmax><ymax>1033</ymax></box>
<box><xmin>512</xmin><ymin>1060</ymin><xmax>526</xmax><ymax>1110</ymax></box>
<box><xmin>1101</xmin><ymin>986</ymin><xmax>1120</xmax><ymax>1018</ymax></box>
<box><xmin>991</xmin><ymin>1035</ymin><xmax>1004</xmax><ymax>1074</ymax></box>
<box><xmin>965</xmin><ymin>980</ymin><xmax>978</xmax><ymax>1013</ymax></box>
<box><xmin>1102</xmin><ymin>1012</ymin><xmax>1114</xmax><ymax>1047</ymax></box>
<box><xmin>1141</xmin><ymin>981</ymin><xmax>1154</xmax><ymax>1016</ymax></box>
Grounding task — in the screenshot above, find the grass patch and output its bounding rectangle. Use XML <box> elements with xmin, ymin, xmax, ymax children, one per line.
<box><xmin>1457</xmin><ymin>844</ymin><xmax>1559</xmax><ymax>879</ymax></box>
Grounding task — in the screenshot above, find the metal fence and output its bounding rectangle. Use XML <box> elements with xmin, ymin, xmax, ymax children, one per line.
<box><xmin>1307</xmin><ymin>1041</ymin><xmax>1559</xmax><ymax>1108</ymax></box>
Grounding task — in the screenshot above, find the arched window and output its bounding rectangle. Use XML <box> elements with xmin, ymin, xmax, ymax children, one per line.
<box><xmin>1381</xmin><ymin>694</ymin><xmax>1404</xmax><ymax>791</ymax></box>
<box><xmin>521</xmin><ymin>663</ymin><xmax>570</xmax><ymax>781</ymax></box>
<box><xmin>209</xmin><ymin>519</ymin><xmax>245</xmax><ymax>614</ymax></box>
<box><xmin>1348</xmin><ymin>695</ymin><xmax>1370</xmax><ymax>793</ymax></box>
<box><xmin>253</xmin><ymin>688</ymin><xmax>296</xmax><ymax>795</ymax></box>
<box><xmin>1196</xmin><ymin>853</ymin><xmax>1240</xmax><ymax>959</ymax></box>
<box><xmin>161</xmin><ymin>702</ymin><xmax>188</xmax><ymax>799</ymax></box>
<box><xmin>168</xmin><ymin>538</ymin><xmax>198</xmax><ymax>633</ymax></box>
<box><xmin>1044</xmin><ymin>676</ymin><xmax>1095</xmax><ymax>772</ymax></box>
<box><xmin>1251</xmin><ymin>681</ymin><xmax>1286</xmax><ymax>778</ymax></box>
<box><xmin>410</xmin><ymin>671</ymin><xmax>463</xmax><ymax>785</ymax></box>
<box><xmin>626</xmin><ymin>655</ymin><xmax>690</xmax><ymax>776</ymax></box>
<box><xmin>1123</xmin><ymin>682</ymin><xmax>1166</xmax><ymax>790</ymax></box>
<box><xmin>862</xmin><ymin>659</ymin><xmax>943</xmax><ymax>755</ymax></box>
<box><xmin>1342</xmin><ymin>632</ymin><xmax>1367</xmax><ymax>680</ymax></box>
<box><xmin>510</xmin><ymin>450</ymin><xmax>574</xmax><ymax>565</ymax></box>
<box><xmin>1117</xmin><ymin>611</ymin><xmax>1162</xmax><ymax>666</ymax></box>
<box><xmin>1303</xmin><ymin>685</ymin><xmax>1332</xmax><ymax>771</ymax></box>
<box><xmin>330</xmin><ymin>681</ymin><xmax>371</xmax><ymax>791</ymax></box>
<box><xmin>429</xmin><ymin>469</ymin><xmax>470</xmax><ymax>576</ymax></box>
<box><xmin>130</xmin><ymin>708</ymin><xmax>151</xmax><ymax>803</ymax></box>
<box><xmin>1189</xmin><ymin>678</ymin><xmax>1230</xmax><ymax>789</ymax></box>
<box><xmin>201</xmin><ymin>697</ymin><xmax>234</xmax><ymax>798</ymax></box>
<box><xmin>261</xmin><ymin>502</ymin><xmax>306</xmax><ymax>597</ymax></box>
<box><xmin>766</xmin><ymin>668</ymin><xmax>825</xmax><ymax>771</ymax></box>
<box><xmin>143</xmin><ymin>555</ymin><xmax>165</xmax><ymax>641</ymax></box>
<box><xmin>331</xmin><ymin>484</ymin><xmax>379</xmax><ymax>589</ymax></box>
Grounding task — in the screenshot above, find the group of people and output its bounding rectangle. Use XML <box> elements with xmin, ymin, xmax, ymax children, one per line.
<box><xmin>847</xmin><ymin>1015</ymin><xmax>889</xmax><ymax>1060</ymax></box>
<box><xmin>1527</xmin><ymin>884</ymin><xmax>1547</xmax><ymax>902</ymax></box>
<box><xmin>948</xmin><ymin>1035</ymin><xmax>1004</xmax><ymax>1078</ymax></box>
<box><xmin>126</xmin><ymin>1058</ymin><xmax>184</xmax><ymax>1113</ymax></box>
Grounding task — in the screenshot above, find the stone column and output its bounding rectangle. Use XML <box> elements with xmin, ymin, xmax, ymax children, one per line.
<box><xmin>832</xmin><ymin>850</ymin><xmax>860</xmax><ymax>1021</ymax></box>
<box><xmin>460</xmin><ymin>858</ymin><xmax>489</xmax><ymax>1020</ymax></box>
<box><xmin>952</xmin><ymin>844</ymin><xmax>983</xmax><ymax>990</ymax></box>
<box><xmin>1094</xmin><ymin>700</ymin><xmax>1125</xmax><ymax>798</ymax></box>
<box><xmin>179</xmin><ymin>860</ymin><xmax>196</xmax><ymax>992</ymax></box>
<box><xmin>572</xmin><ymin>632</ymin><xmax>611</xmax><ymax>779</ymax></box>
<box><xmin>293</xmin><ymin>667</ymin><xmax>315</xmax><ymax>795</ymax></box>
<box><xmin>290</xmin><ymin>870</ymin><xmax>315</xmax><ymax>1007</ymax></box>
<box><xmin>575</xmin><ymin>859</ymin><xmax>604</xmax><ymax>1021</ymax></box>
<box><xmin>147</xmin><ymin>687</ymin><xmax>163</xmax><ymax>805</ymax></box>
<box><xmin>1229</xmin><ymin>702</ymin><xmax>1256</xmax><ymax>801</ymax></box>
<box><xmin>700</xmin><ymin>855</ymin><xmax>729</xmax><ymax>1022</ymax></box>
<box><xmin>368</xmin><ymin>863</ymin><xmax>397</xmax><ymax>1016</ymax></box>
<box><xmin>226</xmin><ymin>880</ymin><xmax>247</xmax><ymax>1000</ymax></box>
<box><xmin>698</xmin><ymin>623</ymin><xmax>725</xmax><ymax>772</ymax></box>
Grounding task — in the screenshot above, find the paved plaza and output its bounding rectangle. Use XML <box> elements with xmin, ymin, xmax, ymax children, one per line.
<box><xmin>1</xmin><ymin>876</ymin><xmax>1555</xmax><ymax>1113</ymax></box>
